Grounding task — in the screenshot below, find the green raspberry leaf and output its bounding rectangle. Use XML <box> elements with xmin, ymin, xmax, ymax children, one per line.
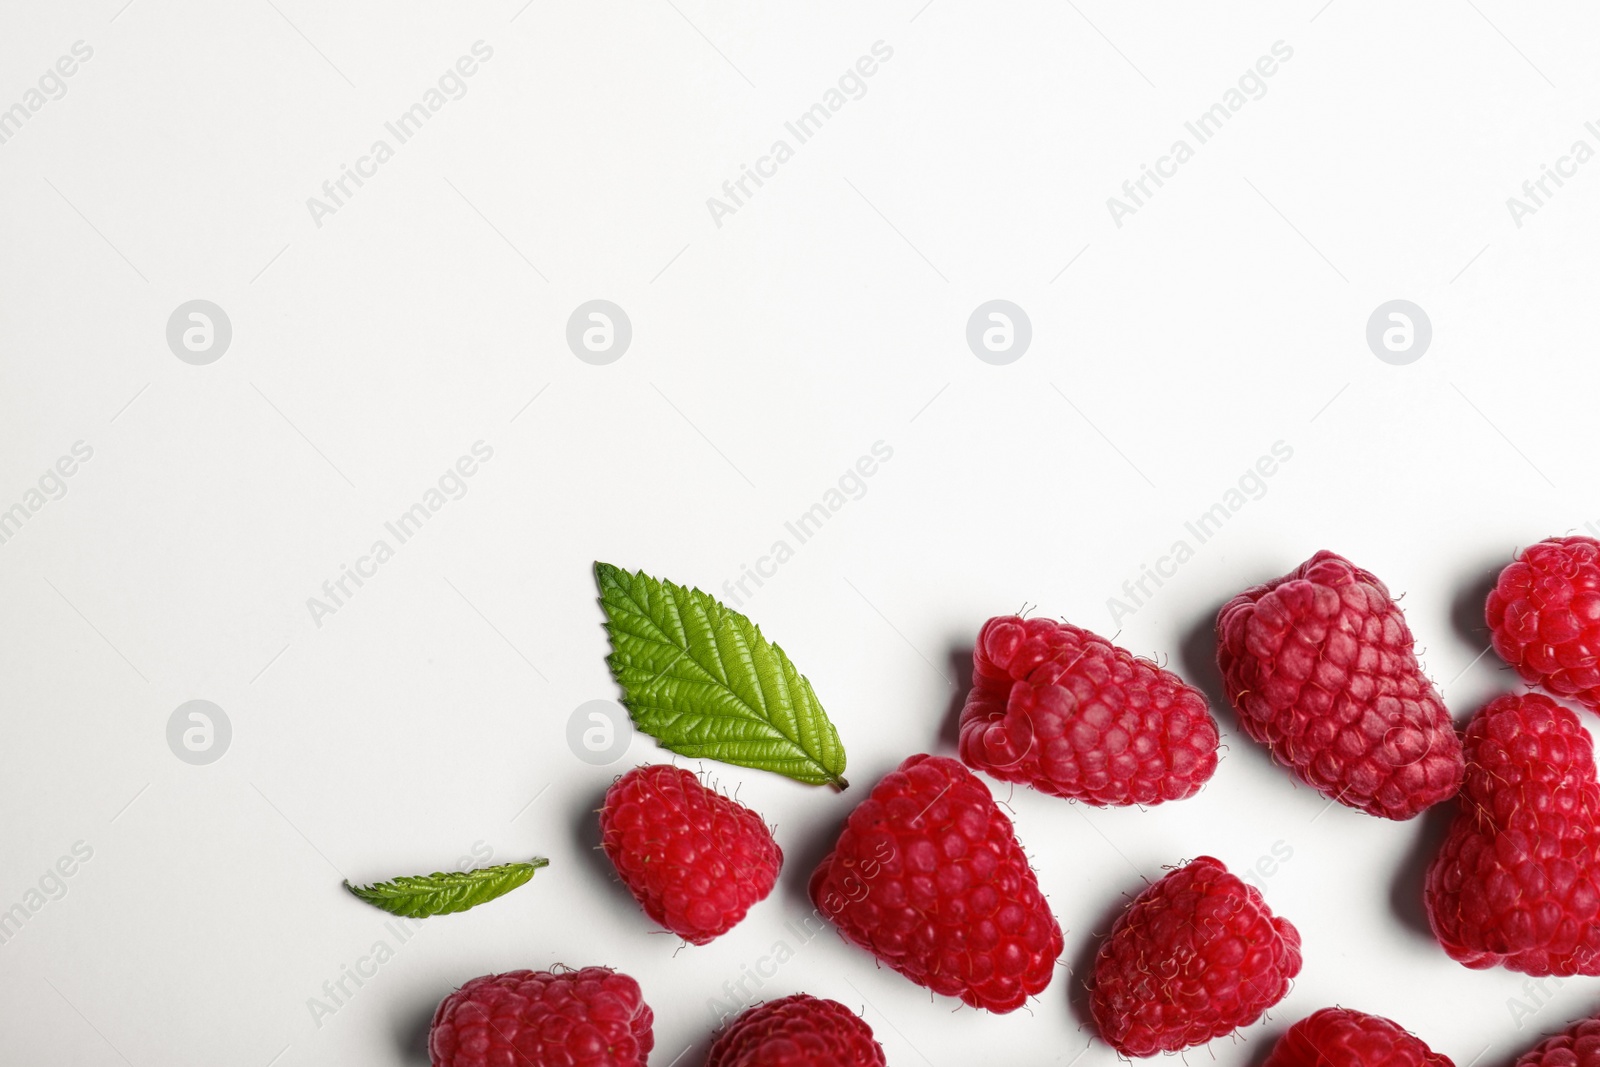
<box><xmin>595</xmin><ymin>562</ymin><xmax>849</xmax><ymax>789</ymax></box>
<box><xmin>343</xmin><ymin>858</ymin><xmax>549</xmax><ymax>918</ymax></box>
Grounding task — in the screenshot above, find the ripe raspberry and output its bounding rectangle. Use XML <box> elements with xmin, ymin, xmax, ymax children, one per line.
<box><xmin>428</xmin><ymin>967</ymin><xmax>653</xmax><ymax>1067</ymax></box>
<box><xmin>1513</xmin><ymin>1011</ymin><xmax>1600</xmax><ymax>1066</ymax></box>
<box><xmin>707</xmin><ymin>995</ymin><xmax>885</xmax><ymax>1067</ymax></box>
<box><xmin>1216</xmin><ymin>550</ymin><xmax>1464</xmax><ymax>820</ymax></box>
<box><xmin>599</xmin><ymin>764</ymin><xmax>781</xmax><ymax>945</ymax></box>
<box><xmin>1261</xmin><ymin>1008</ymin><xmax>1453</xmax><ymax>1067</ymax></box>
<box><xmin>1487</xmin><ymin>536</ymin><xmax>1600</xmax><ymax>711</ymax></box>
<box><xmin>1425</xmin><ymin>692</ymin><xmax>1600</xmax><ymax>975</ymax></box>
<box><xmin>809</xmin><ymin>753</ymin><xmax>1063</xmax><ymax>1013</ymax></box>
<box><xmin>959</xmin><ymin>615</ymin><xmax>1219</xmax><ymax>806</ymax></box>
<box><xmin>1089</xmin><ymin>855</ymin><xmax>1302</xmax><ymax>1056</ymax></box>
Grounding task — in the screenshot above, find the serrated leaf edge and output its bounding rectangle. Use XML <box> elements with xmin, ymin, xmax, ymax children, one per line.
<box><xmin>596</xmin><ymin>562</ymin><xmax>848</xmax><ymax>788</ymax></box>
<box><xmin>343</xmin><ymin>857</ymin><xmax>549</xmax><ymax>918</ymax></box>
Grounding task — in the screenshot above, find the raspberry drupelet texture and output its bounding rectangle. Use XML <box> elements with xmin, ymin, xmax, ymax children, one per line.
<box><xmin>958</xmin><ymin>615</ymin><xmax>1220</xmax><ymax>806</ymax></box>
<box><xmin>1262</xmin><ymin>1007</ymin><xmax>1454</xmax><ymax>1067</ymax></box>
<box><xmin>809</xmin><ymin>754</ymin><xmax>1063</xmax><ymax>1013</ymax></box>
<box><xmin>1089</xmin><ymin>855</ymin><xmax>1302</xmax><ymax>1056</ymax></box>
<box><xmin>1216</xmin><ymin>549</ymin><xmax>1464</xmax><ymax>820</ymax></box>
<box><xmin>428</xmin><ymin>967</ymin><xmax>653</xmax><ymax>1067</ymax></box>
<box><xmin>600</xmin><ymin>764</ymin><xmax>782</xmax><ymax>946</ymax></box>
<box><xmin>1514</xmin><ymin>1011</ymin><xmax>1600</xmax><ymax>1066</ymax></box>
<box><xmin>1425</xmin><ymin>692</ymin><xmax>1600</xmax><ymax>976</ymax></box>
<box><xmin>707</xmin><ymin>995</ymin><xmax>886</xmax><ymax>1067</ymax></box>
<box><xmin>1488</xmin><ymin>536</ymin><xmax>1600</xmax><ymax>712</ymax></box>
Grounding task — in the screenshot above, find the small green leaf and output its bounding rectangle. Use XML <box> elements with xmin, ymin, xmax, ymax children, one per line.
<box><xmin>595</xmin><ymin>561</ymin><xmax>849</xmax><ymax>788</ymax></box>
<box><xmin>343</xmin><ymin>858</ymin><xmax>549</xmax><ymax>918</ymax></box>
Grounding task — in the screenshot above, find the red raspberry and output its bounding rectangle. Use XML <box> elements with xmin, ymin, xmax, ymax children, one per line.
<box><xmin>428</xmin><ymin>967</ymin><xmax>653</xmax><ymax>1067</ymax></box>
<box><xmin>1089</xmin><ymin>856</ymin><xmax>1302</xmax><ymax>1056</ymax></box>
<box><xmin>959</xmin><ymin>615</ymin><xmax>1219</xmax><ymax>806</ymax></box>
<box><xmin>1261</xmin><ymin>1007</ymin><xmax>1453</xmax><ymax>1067</ymax></box>
<box><xmin>1216</xmin><ymin>550</ymin><xmax>1464</xmax><ymax>820</ymax></box>
<box><xmin>1487</xmin><ymin>536</ymin><xmax>1600</xmax><ymax>711</ymax></box>
<box><xmin>809</xmin><ymin>754</ymin><xmax>1063</xmax><ymax>1013</ymax></box>
<box><xmin>599</xmin><ymin>764</ymin><xmax>781</xmax><ymax>945</ymax></box>
<box><xmin>1514</xmin><ymin>1011</ymin><xmax>1600</xmax><ymax>1066</ymax></box>
<box><xmin>707</xmin><ymin>994</ymin><xmax>885</xmax><ymax>1067</ymax></box>
<box><xmin>1425</xmin><ymin>692</ymin><xmax>1600</xmax><ymax>975</ymax></box>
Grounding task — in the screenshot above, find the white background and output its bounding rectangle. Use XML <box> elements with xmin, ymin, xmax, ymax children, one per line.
<box><xmin>1</xmin><ymin>1</ymin><xmax>1596</xmax><ymax>1063</ymax></box>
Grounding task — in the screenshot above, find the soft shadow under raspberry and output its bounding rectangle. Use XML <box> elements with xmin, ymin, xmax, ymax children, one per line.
<box><xmin>394</xmin><ymin>992</ymin><xmax>435</xmax><ymax>1066</ymax></box>
<box><xmin>1389</xmin><ymin>795</ymin><xmax>1457</xmax><ymax>941</ymax></box>
<box><xmin>1065</xmin><ymin>884</ymin><xmax>1136</xmax><ymax>1032</ymax></box>
<box><xmin>1177</xmin><ymin>603</ymin><xmax>1229</xmax><ymax>714</ymax></box>
<box><xmin>1451</xmin><ymin>554</ymin><xmax>1504</xmax><ymax>657</ymax></box>
<box><xmin>776</xmin><ymin>807</ymin><xmax>849</xmax><ymax>914</ymax></box>
<box><xmin>1178</xmin><ymin>597</ymin><xmax>1278</xmax><ymax>780</ymax></box>
<box><xmin>1448</xmin><ymin>556</ymin><xmax>1513</xmax><ymax>717</ymax></box>
<box><xmin>936</xmin><ymin>644</ymin><xmax>974</xmax><ymax>755</ymax></box>
<box><xmin>573</xmin><ymin>779</ymin><xmax>653</xmax><ymax>915</ymax></box>
<box><xmin>1241</xmin><ymin>1019</ymin><xmax>1289</xmax><ymax>1067</ymax></box>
